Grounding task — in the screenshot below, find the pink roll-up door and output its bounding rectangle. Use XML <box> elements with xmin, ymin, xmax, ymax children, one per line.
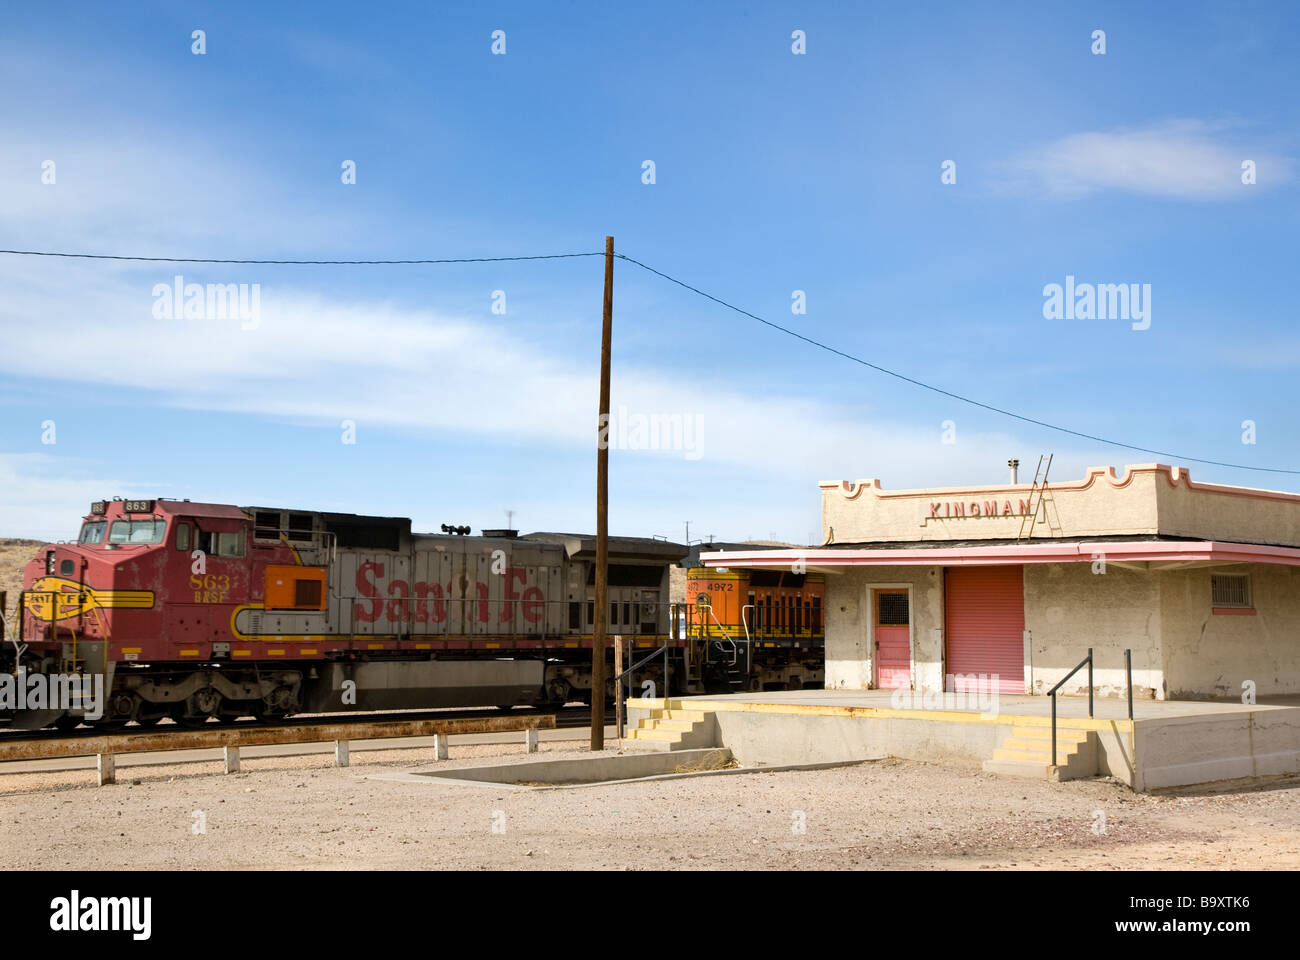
<box><xmin>944</xmin><ymin>566</ymin><xmax>1024</xmax><ymax>695</ymax></box>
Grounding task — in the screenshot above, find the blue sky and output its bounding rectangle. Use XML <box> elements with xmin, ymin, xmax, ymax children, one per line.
<box><xmin>1</xmin><ymin>1</ymin><xmax>1297</xmax><ymax>541</ymax></box>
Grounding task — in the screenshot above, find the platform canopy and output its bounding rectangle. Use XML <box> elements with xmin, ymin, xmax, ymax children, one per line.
<box><xmin>700</xmin><ymin>538</ymin><xmax>1300</xmax><ymax>574</ymax></box>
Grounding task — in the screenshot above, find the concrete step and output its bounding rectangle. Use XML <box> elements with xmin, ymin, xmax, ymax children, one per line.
<box><xmin>982</xmin><ymin>758</ymin><xmax>1051</xmax><ymax>779</ymax></box>
<box><xmin>646</xmin><ymin>719</ymin><xmax>698</xmax><ymax>732</ymax></box>
<box><xmin>984</xmin><ymin>729</ymin><xmax>1099</xmax><ymax>781</ymax></box>
<box><xmin>1000</xmin><ymin>737</ymin><xmax>1086</xmax><ymax>754</ymax></box>
<box><xmin>629</xmin><ymin>728</ymin><xmax>683</xmax><ymax>741</ymax></box>
<box><xmin>1010</xmin><ymin>726</ymin><xmax>1092</xmax><ymax>742</ymax></box>
<box><xmin>992</xmin><ymin>747</ymin><xmax>1060</xmax><ymax>763</ymax></box>
<box><xmin>648</xmin><ymin>710</ymin><xmax>708</xmax><ymax>723</ymax></box>
<box><xmin>623</xmin><ymin>737</ymin><xmax>675</xmax><ymax>752</ymax></box>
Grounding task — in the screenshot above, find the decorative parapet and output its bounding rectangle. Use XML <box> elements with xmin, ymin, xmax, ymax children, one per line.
<box><xmin>818</xmin><ymin>464</ymin><xmax>1300</xmax><ymax>548</ymax></box>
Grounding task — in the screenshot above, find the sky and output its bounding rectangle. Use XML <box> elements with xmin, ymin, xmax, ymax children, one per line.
<box><xmin>1</xmin><ymin>1</ymin><xmax>1297</xmax><ymax>543</ymax></box>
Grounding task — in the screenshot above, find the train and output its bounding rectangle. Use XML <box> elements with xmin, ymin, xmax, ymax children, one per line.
<box><xmin>7</xmin><ymin>498</ymin><xmax>686</xmax><ymax>729</ymax></box>
<box><xmin>682</xmin><ymin>550</ymin><xmax>825</xmax><ymax>692</ymax></box>
<box><xmin>4</xmin><ymin>500</ymin><xmax>825</xmax><ymax>731</ymax></box>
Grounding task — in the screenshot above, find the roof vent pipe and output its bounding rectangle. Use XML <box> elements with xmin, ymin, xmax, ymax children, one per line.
<box><xmin>1008</xmin><ymin>459</ymin><xmax>1020</xmax><ymax>484</ymax></box>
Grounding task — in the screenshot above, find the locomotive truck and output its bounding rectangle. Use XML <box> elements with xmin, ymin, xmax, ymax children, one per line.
<box><xmin>6</xmin><ymin>497</ymin><xmax>686</xmax><ymax>729</ymax></box>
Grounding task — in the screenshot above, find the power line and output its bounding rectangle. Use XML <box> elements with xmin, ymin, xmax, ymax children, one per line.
<box><xmin>0</xmin><ymin>243</ymin><xmax>1292</xmax><ymax>476</ymax></box>
<box><xmin>0</xmin><ymin>248</ymin><xmax>604</xmax><ymax>265</ymax></box>
<box><xmin>613</xmin><ymin>253</ymin><xmax>1300</xmax><ymax>477</ymax></box>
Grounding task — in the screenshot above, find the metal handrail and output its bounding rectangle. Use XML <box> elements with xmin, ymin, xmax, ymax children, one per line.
<box><xmin>1047</xmin><ymin>648</ymin><xmax>1136</xmax><ymax>766</ymax></box>
<box><xmin>613</xmin><ymin>639</ymin><xmax>670</xmax><ymax>739</ymax></box>
<box><xmin>1124</xmin><ymin>648</ymin><xmax>1134</xmax><ymax>721</ymax></box>
<box><xmin>1047</xmin><ymin>647</ymin><xmax>1092</xmax><ymax>767</ymax></box>
<box><xmin>703</xmin><ymin>606</ymin><xmax>737</xmax><ymax>664</ymax></box>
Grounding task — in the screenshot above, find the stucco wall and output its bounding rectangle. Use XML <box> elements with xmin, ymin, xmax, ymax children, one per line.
<box><xmin>824</xmin><ymin>565</ymin><xmax>944</xmax><ymax>691</ymax></box>
<box><xmin>1023</xmin><ymin>563</ymin><xmax>1163</xmax><ymax>700</ymax></box>
<box><xmin>825</xmin><ymin>559</ymin><xmax>1300</xmax><ymax>701</ymax></box>
<box><xmin>1160</xmin><ymin>564</ymin><xmax>1300</xmax><ymax>699</ymax></box>
<box><xmin>1156</xmin><ymin>474</ymin><xmax>1300</xmax><ymax>547</ymax></box>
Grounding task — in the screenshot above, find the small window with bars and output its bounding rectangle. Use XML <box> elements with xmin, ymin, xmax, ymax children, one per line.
<box><xmin>1211</xmin><ymin>574</ymin><xmax>1252</xmax><ymax>610</ymax></box>
<box><xmin>878</xmin><ymin>591</ymin><xmax>910</xmax><ymax>625</ymax></box>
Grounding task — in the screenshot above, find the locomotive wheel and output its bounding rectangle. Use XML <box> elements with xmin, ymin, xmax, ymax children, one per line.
<box><xmin>51</xmin><ymin>714</ymin><xmax>81</xmax><ymax>733</ymax></box>
<box><xmin>133</xmin><ymin>714</ymin><xmax>164</xmax><ymax>728</ymax></box>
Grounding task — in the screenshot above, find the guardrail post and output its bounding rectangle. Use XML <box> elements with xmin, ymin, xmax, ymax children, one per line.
<box><xmin>524</xmin><ymin>726</ymin><xmax>538</xmax><ymax>753</ymax></box>
<box><xmin>1125</xmin><ymin>648</ymin><xmax>1133</xmax><ymax>720</ymax></box>
<box><xmin>223</xmin><ymin>746</ymin><xmax>240</xmax><ymax>774</ymax></box>
<box><xmin>433</xmin><ymin>734</ymin><xmax>449</xmax><ymax>760</ymax></box>
<box><xmin>1050</xmin><ymin>695</ymin><xmax>1057</xmax><ymax>769</ymax></box>
<box><xmin>334</xmin><ymin>740</ymin><xmax>349</xmax><ymax>767</ymax></box>
<box><xmin>97</xmin><ymin>753</ymin><xmax>115</xmax><ymax>786</ymax></box>
<box><xmin>1087</xmin><ymin>647</ymin><xmax>1094</xmax><ymax>719</ymax></box>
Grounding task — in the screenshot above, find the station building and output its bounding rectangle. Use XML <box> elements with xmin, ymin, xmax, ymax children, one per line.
<box><xmin>703</xmin><ymin>463</ymin><xmax>1300</xmax><ymax>703</ymax></box>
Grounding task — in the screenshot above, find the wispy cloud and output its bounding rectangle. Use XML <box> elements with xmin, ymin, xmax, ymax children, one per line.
<box><xmin>1013</xmin><ymin>119</ymin><xmax>1293</xmax><ymax>200</ymax></box>
<box><xmin>0</xmin><ymin>454</ymin><xmax>130</xmax><ymax>539</ymax></box>
<box><xmin>0</xmin><ymin>262</ymin><xmax>1101</xmax><ymax>524</ymax></box>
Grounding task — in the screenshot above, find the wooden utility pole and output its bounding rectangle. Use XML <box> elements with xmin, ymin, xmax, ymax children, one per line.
<box><xmin>592</xmin><ymin>235</ymin><xmax>614</xmax><ymax>750</ymax></box>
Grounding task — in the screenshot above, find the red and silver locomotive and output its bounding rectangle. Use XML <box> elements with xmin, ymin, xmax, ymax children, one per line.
<box><xmin>9</xmin><ymin>498</ymin><xmax>686</xmax><ymax>728</ymax></box>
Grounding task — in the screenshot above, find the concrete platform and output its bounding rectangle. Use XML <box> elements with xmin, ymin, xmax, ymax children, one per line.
<box><xmin>626</xmin><ymin>690</ymin><xmax>1300</xmax><ymax>792</ymax></box>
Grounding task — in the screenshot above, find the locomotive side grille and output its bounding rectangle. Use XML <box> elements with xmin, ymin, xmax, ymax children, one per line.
<box><xmin>295</xmin><ymin>578</ymin><xmax>323</xmax><ymax>608</ymax></box>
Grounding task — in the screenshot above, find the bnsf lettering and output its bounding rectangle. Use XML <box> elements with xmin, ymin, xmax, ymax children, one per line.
<box><xmin>353</xmin><ymin>563</ymin><xmax>545</xmax><ymax>624</ymax></box>
<box><xmin>188</xmin><ymin>573</ymin><xmax>230</xmax><ymax>604</ymax></box>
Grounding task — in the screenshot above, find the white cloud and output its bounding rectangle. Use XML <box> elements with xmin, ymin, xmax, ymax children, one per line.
<box><xmin>0</xmin><ymin>127</ymin><xmax>1112</xmax><ymax>543</ymax></box>
<box><xmin>0</xmin><ymin>266</ymin><xmax>1099</xmax><ymax>491</ymax></box>
<box><xmin>0</xmin><ymin>454</ymin><xmax>130</xmax><ymax>539</ymax></box>
<box><xmin>1014</xmin><ymin>120</ymin><xmax>1293</xmax><ymax>200</ymax></box>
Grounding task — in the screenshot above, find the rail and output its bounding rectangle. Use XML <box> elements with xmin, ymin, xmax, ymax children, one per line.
<box><xmin>613</xmin><ymin>638</ymin><xmax>670</xmax><ymax>739</ymax></box>
<box><xmin>1046</xmin><ymin>648</ymin><xmax>1135</xmax><ymax>767</ymax></box>
<box><xmin>1047</xmin><ymin>648</ymin><xmax>1092</xmax><ymax>768</ymax></box>
<box><xmin>0</xmin><ymin>713</ymin><xmax>556</xmax><ymax>786</ymax></box>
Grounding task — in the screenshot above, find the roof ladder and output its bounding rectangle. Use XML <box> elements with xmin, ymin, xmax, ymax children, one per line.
<box><xmin>1017</xmin><ymin>454</ymin><xmax>1053</xmax><ymax>541</ymax></box>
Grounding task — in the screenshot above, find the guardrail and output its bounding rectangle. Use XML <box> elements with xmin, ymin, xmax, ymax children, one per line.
<box><xmin>0</xmin><ymin>713</ymin><xmax>556</xmax><ymax>786</ymax></box>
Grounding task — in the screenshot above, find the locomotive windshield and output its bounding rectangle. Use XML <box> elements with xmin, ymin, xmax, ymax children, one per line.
<box><xmin>78</xmin><ymin>521</ymin><xmax>107</xmax><ymax>544</ymax></box>
<box><xmin>107</xmin><ymin>518</ymin><xmax>167</xmax><ymax>544</ymax></box>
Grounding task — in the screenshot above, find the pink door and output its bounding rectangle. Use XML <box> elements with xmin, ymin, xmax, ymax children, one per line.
<box><xmin>944</xmin><ymin>566</ymin><xmax>1025</xmax><ymax>695</ymax></box>
<box><xmin>875</xmin><ymin>590</ymin><xmax>911</xmax><ymax>689</ymax></box>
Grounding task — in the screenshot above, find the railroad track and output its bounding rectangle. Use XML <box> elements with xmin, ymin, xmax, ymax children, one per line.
<box><xmin>0</xmin><ymin>703</ymin><xmax>606</xmax><ymax>745</ymax></box>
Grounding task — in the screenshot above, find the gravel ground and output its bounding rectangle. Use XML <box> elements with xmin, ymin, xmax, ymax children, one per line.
<box><xmin>1</xmin><ymin>743</ymin><xmax>1297</xmax><ymax>870</ymax></box>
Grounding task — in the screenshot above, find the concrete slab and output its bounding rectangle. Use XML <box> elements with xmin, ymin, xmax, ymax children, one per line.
<box><xmin>368</xmin><ymin>749</ymin><xmax>863</xmax><ymax>791</ymax></box>
<box><xmin>625</xmin><ymin>691</ymin><xmax>1300</xmax><ymax>792</ymax></box>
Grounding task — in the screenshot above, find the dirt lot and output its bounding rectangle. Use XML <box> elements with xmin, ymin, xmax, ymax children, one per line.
<box><xmin>0</xmin><ymin>743</ymin><xmax>1296</xmax><ymax>870</ymax></box>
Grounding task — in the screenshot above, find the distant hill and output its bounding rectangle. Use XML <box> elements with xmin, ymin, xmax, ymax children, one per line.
<box><xmin>0</xmin><ymin>539</ymin><xmax>41</xmax><ymax>623</ymax></box>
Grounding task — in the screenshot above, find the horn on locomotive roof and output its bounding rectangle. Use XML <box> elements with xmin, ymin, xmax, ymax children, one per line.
<box><xmin>440</xmin><ymin>524</ymin><xmax>472</xmax><ymax>536</ymax></box>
